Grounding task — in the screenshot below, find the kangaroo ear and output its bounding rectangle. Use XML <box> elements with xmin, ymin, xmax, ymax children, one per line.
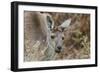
<box><xmin>47</xmin><ymin>15</ymin><xmax>54</xmax><ymax>30</ymax></box>
<box><xmin>60</xmin><ymin>18</ymin><xmax>71</xmax><ymax>29</ymax></box>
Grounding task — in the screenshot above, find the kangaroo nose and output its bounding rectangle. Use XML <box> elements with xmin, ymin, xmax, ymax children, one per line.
<box><xmin>55</xmin><ymin>46</ymin><xmax>62</xmax><ymax>53</ymax></box>
<box><xmin>57</xmin><ymin>46</ymin><xmax>62</xmax><ymax>50</ymax></box>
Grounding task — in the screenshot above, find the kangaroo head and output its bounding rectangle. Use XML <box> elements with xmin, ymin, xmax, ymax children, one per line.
<box><xmin>39</xmin><ymin>12</ymin><xmax>71</xmax><ymax>53</ymax></box>
<box><xmin>50</xmin><ymin>18</ymin><xmax>71</xmax><ymax>53</ymax></box>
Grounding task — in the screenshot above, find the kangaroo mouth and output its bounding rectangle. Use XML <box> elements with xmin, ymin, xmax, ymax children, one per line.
<box><xmin>55</xmin><ymin>49</ymin><xmax>61</xmax><ymax>53</ymax></box>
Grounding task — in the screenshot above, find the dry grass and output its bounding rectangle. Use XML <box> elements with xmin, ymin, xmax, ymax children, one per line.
<box><xmin>24</xmin><ymin>11</ymin><xmax>90</xmax><ymax>61</ymax></box>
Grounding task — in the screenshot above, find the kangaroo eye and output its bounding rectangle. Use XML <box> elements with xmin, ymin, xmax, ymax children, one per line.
<box><xmin>51</xmin><ymin>35</ymin><xmax>55</xmax><ymax>39</ymax></box>
<box><xmin>51</xmin><ymin>33</ymin><xmax>55</xmax><ymax>39</ymax></box>
<box><xmin>62</xmin><ymin>37</ymin><xmax>64</xmax><ymax>40</ymax></box>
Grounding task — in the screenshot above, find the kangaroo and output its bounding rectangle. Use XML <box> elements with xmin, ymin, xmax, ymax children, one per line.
<box><xmin>24</xmin><ymin>11</ymin><xmax>71</xmax><ymax>61</ymax></box>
